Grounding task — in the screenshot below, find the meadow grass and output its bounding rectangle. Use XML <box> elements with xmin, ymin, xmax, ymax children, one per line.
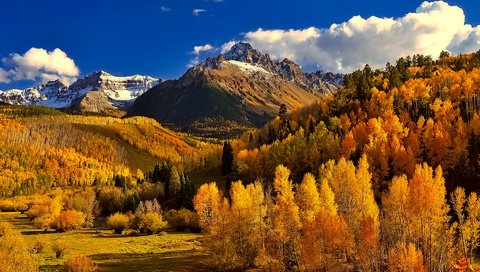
<box><xmin>0</xmin><ymin>212</ymin><xmax>210</xmax><ymax>272</ymax></box>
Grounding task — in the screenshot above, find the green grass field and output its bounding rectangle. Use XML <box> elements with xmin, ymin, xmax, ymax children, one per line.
<box><xmin>0</xmin><ymin>212</ymin><xmax>211</xmax><ymax>272</ymax></box>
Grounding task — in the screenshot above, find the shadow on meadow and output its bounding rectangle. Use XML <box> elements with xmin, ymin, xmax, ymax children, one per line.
<box><xmin>91</xmin><ymin>251</ymin><xmax>210</xmax><ymax>272</ymax></box>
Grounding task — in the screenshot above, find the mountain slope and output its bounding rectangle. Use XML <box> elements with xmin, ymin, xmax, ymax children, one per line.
<box><xmin>0</xmin><ymin>103</ymin><xmax>222</xmax><ymax>196</ymax></box>
<box><xmin>127</xmin><ymin>42</ymin><xmax>342</xmax><ymax>137</ymax></box>
<box><xmin>0</xmin><ymin>71</ymin><xmax>160</xmax><ymax>116</ymax></box>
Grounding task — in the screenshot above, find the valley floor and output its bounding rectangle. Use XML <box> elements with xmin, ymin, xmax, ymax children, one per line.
<box><xmin>0</xmin><ymin>212</ymin><xmax>210</xmax><ymax>272</ymax></box>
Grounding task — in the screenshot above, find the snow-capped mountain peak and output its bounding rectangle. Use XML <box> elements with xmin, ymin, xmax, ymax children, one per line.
<box><xmin>0</xmin><ymin>71</ymin><xmax>161</xmax><ymax>113</ymax></box>
<box><xmin>200</xmin><ymin>42</ymin><xmax>342</xmax><ymax>94</ymax></box>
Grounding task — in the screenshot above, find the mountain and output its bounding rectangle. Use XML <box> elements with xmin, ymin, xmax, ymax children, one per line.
<box><xmin>0</xmin><ymin>71</ymin><xmax>160</xmax><ymax>116</ymax></box>
<box><xmin>127</xmin><ymin>42</ymin><xmax>343</xmax><ymax>137</ymax></box>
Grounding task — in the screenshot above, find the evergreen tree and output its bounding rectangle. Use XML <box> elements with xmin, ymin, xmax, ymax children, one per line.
<box><xmin>168</xmin><ymin>165</ymin><xmax>181</xmax><ymax>202</ymax></box>
<box><xmin>151</xmin><ymin>163</ymin><xmax>162</xmax><ymax>183</ymax></box>
<box><xmin>179</xmin><ymin>173</ymin><xmax>195</xmax><ymax>209</ymax></box>
<box><xmin>222</xmin><ymin>141</ymin><xmax>234</xmax><ymax>175</ymax></box>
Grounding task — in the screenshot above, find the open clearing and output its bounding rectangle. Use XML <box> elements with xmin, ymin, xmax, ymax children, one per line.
<box><xmin>0</xmin><ymin>212</ymin><xmax>210</xmax><ymax>272</ymax></box>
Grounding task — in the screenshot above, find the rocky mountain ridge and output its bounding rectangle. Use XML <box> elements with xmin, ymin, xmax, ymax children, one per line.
<box><xmin>202</xmin><ymin>42</ymin><xmax>342</xmax><ymax>93</ymax></box>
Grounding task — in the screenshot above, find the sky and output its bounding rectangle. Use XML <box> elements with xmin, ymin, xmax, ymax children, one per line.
<box><xmin>1</xmin><ymin>0</ymin><xmax>480</xmax><ymax>89</ymax></box>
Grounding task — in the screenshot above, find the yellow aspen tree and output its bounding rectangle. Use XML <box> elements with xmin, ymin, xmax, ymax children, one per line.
<box><xmin>193</xmin><ymin>182</ymin><xmax>228</xmax><ymax>236</ymax></box>
<box><xmin>382</xmin><ymin>175</ymin><xmax>410</xmax><ymax>253</ymax></box>
<box><xmin>451</xmin><ymin>187</ymin><xmax>468</xmax><ymax>259</ymax></box>
<box><xmin>320</xmin><ymin>156</ymin><xmax>378</xmax><ymax>231</ymax></box>
<box><xmin>356</xmin><ymin>155</ymin><xmax>380</xmax><ymax>225</ymax></box>
<box><xmin>407</xmin><ymin>163</ymin><xmax>450</xmax><ymax>271</ymax></box>
<box><xmin>451</xmin><ymin>187</ymin><xmax>480</xmax><ymax>265</ymax></box>
<box><xmin>464</xmin><ymin>192</ymin><xmax>480</xmax><ymax>265</ymax></box>
<box><xmin>268</xmin><ymin>165</ymin><xmax>302</xmax><ymax>271</ymax></box>
<box><xmin>387</xmin><ymin>243</ymin><xmax>425</xmax><ymax>272</ymax></box>
<box><xmin>300</xmin><ymin>210</ymin><xmax>353</xmax><ymax>272</ymax></box>
<box><xmin>229</xmin><ymin>181</ymin><xmax>266</xmax><ymax>268</ymax></box>
<box><xmin>318</xmin><ymin>179</ymin><xmax>337</xmax><ymax>216</ymax></box>
<box><xmin>295</xmin><ymin>173</ymin><xmax>320</xmax><ymax>223</ymax></box>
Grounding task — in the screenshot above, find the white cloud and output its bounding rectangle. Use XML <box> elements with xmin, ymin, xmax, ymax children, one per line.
<box><xmin>192</xmin><ymin>9</ymin><xmax>207</xmax><ymax>16</ymax></box>
<box><xmin>188</xmin><ymin>44</ymin><xmax>216</xmax><ymax>68</ymax></box>
<box><xmin>0</xmin><ymin>68</ymin><xmax>10</xmax><ymax>83</ymax></box>
<box><xmin>193</xmin><ymin>44</ymin><xmax>214</xmax><ymax>55</ymax></box>
<box><xmin>2</xmin><ymin>47</ymin><xmax>79</xmax><ymax>85</ymax></box>
<box><xmin>160</xmin><ymin>6</ymin><xmax>171</xmax><ymax>12</ymax></box>
<box><xmin>220</xmin><ymin>1</ymin><xmax>480</xmax><ymax>73</ymax></box>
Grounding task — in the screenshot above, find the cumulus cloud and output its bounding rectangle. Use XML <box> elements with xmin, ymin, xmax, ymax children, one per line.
<box><xmin>1</xmin><ymin>47</ymin><xmax>79</xmax><ymax>85</ymax></box>
<box><xmin>188</xmin><ymin>44</ymin><xmax>216</xmax><ymax>68</ymax></box>
<box><xmin>220</xmin><ymin>1</ymin><xmax>480</xmax><ymax>73</ymax></box>
<box><xmin>0</xmin><ymin>68</ymin><xmax>10</xmax><ymax>83</ymax></box>
<box><xmin>192</xmin><ymin>9</ymin><xmax>207</xmax><ymax>16</ymax></box>
<box><xmin>193</xmin><ymin>44</ymin><xmax>214</xmax><ymax>55</ymax></box>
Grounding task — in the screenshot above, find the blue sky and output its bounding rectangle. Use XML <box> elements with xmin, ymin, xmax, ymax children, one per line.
<box><xmin>1</xmin><ymin>0</ymin><xmax>480</xmax><ymax>89</ymax></box>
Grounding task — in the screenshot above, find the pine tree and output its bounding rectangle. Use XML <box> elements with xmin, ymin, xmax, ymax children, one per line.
<box><xmin>222</xmin><ymin>141</ymin><xmax>234</xmax><ymax>175</ymax></box>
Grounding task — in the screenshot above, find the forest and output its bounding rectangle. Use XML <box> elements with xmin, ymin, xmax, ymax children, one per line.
<box><xmin>4</xmin><ymin>51</ymin><xmax>480</xmax><ymax>271</ymax></box>
<box><xmin>196</xmin><ymin>51</ymin><xmax>480</xmax><ymax>271</ymax></box>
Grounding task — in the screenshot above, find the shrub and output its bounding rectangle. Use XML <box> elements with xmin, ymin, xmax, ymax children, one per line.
<box><xmin>52</xmin><ymin>240</ymin><xmax>67</xmax><ymax>258</ymax></box>
<box><xmin>33</xmin><ymin>215</ymin><xmax>55</xmax><ymax>231</ymax></box>
<box><xmin>64</xmin><ymin>254</ymin><xmax>97</xmax><ymax>272</ymax></box>
<box><xmin>164</xmin><ymin>209</ymin><xmax>200</xmax><ymax>232</ymax></box>
<box><xmin>0</xmin><ymin>199</ymin><xmax>28</xmax><ymax>212</ymax></box>
<box><xmin>131</xmin><ymin>199</ymin><xmax>163</xmax><ymax>230</ymax></box>
<box><xmin>138</xmin><ymin>212</ymin><xmax>168</xmax><ymax>235</ymax></box>
<box><xmin>53</xmin><ymin>210</ymin><xmax>86</xmax><ymax>232</ymax></box>
<box><xmin>31</xmin><ymin>239</ymin><xmax>46</xmax><ymax>254</ymax></box>
<box><xmin>107</xmin><ymin>213</ymin><xmax>130</xmax><ymax>234</ymax></box>
<box><xmin>0</xmin><ymin>223</ymin><xmax>38</xmax><ymax>272</ymax></box>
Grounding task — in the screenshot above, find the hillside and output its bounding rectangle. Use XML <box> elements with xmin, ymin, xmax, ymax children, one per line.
<box><xmin>231</xmin><ymin>51</ymin><xmax>480</xmax><ymax>193</ymax></box>
<box><xmin>127</xmin><ymin>43</ymin><xmax>342</xmax><ymax>138</ymax></box>
<box><xmin>0</xmin><ymin>104</ymin><xmax>221</xmax><ymax>197</ymax></box>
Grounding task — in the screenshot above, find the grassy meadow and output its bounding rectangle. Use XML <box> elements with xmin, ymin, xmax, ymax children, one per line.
<box><xmin>0</xmin><ymin>212</ymin><xmax>210</xmax><ymax>272</ymax></box>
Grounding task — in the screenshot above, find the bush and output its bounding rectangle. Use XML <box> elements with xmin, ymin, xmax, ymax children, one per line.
<box><xmin>31</xmin><ymin>239</ymin><xmax>46</xmax><ymax>254</ymax></box>
<box><xmin>52</xmin><ymin>240</ymin><xmax>67</xmax><ymax>258</ymax></box>
<box><xmin>138</xmin><ymin>212</ymin><xmax>168</xmax><ymax>235</ymax></box>
<box><xmin>64</xmin><ymin>254</ymin><xmax>97</xmax><ymax>272</ymax></box>
<box><xmin>0</xmin><ymin>199</ymin><xmax>28</xmax><ymax>212</ymax></box>
<box><xmin>53</xmin><ymin>210</ymin><xmax>86</xmax><ymax>232</ymax></box>
<box><xmin>107</xmin><ymin>213</ymin><xmax>130</xmax><ymax>234</ymax></box>
<box><xmin>0</xmin><ymin>223</ymin><xmax>38</xmax><ymax>272</ymax></box>
<box><xmin>164</xmin><ymin>209</ymin><xmax>200</xmax><ymax>232</ymax></box>
<box><xmin>33</xmin><ymin>215</ymin><xmax>55</xmax><ymax>231</ymax></box>
<box><xmin>52</xmin><ymin>211</ymin><xmax>85</xmax><ymax>231</ymax></box>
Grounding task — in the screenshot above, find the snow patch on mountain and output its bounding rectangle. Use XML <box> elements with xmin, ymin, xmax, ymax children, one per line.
<box><xmin>226</xmin><ymin>60</ymin><xmax>272</xmax><ymax>75</ymax></box>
